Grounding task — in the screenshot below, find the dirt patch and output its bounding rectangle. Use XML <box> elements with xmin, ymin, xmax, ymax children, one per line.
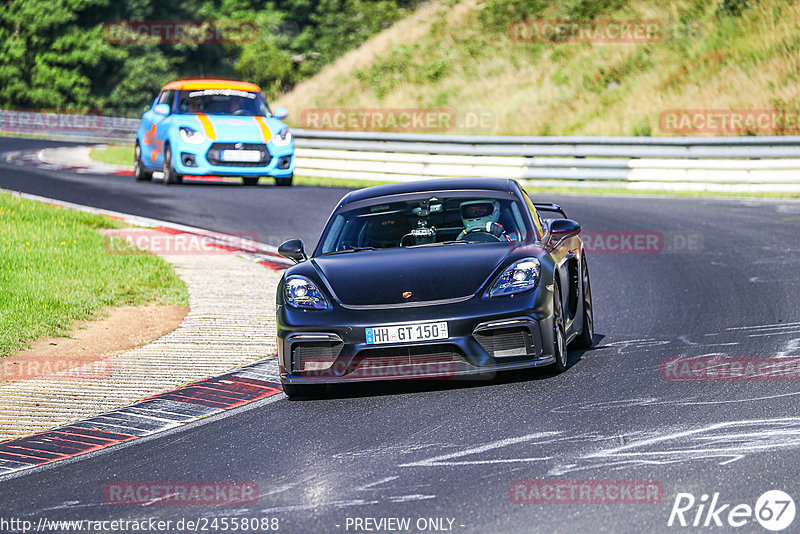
<box><xmin>0</xmin><ymin>304</ymin><xmax>189</xmax><ymax>385</ymax></box>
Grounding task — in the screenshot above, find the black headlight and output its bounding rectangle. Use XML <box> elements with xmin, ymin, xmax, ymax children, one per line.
<box><xmin>284</xmin><ymin>275</ymin><xmax>329</xmax><ymax>310</ymax></box>
<box><xmin>489</xmin><ymin>258</ymin><xmax>541</xmax><ymax>297</ymax></box>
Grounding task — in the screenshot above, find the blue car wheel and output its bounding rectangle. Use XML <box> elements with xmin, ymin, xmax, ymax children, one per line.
<box><xmin>162</xmin><ymin>145</ymin><xmax>183</xmax><ymax>185</ymax></box>
<box><xmin>275</xmin><ymin>174</ymin><xmax>293</xmax><ymax>187</ymax></box>
<box><xmin>134</xmin><ymin>142</ymin><xmax>153</xmax><ymax>182</ymax></box>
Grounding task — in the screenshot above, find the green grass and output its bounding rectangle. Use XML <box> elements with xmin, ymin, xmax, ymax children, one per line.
<box><xmin>279</xmin><ymin>0</ymin><xmax>800</xmax><ymax>137</ymax></box>
<box><xmin>0</xmin><ymin>193</ymin><xmax>188</xmax><ymax>358</ymax></box>
<box><xmin>90</xmin><ymin>144</ymin><xmax>133</xmax><ymax>167</ymax></box>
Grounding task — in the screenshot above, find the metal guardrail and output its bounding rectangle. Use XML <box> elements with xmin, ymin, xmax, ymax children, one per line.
<box><xmin>292</xmin><ymin>130</ymin><xmax>800</xmax><ymax>187</ymax></box>
<box><xmin>2</xmin><ymin>110</ymin><xmax>799</xmax><ymax>188</ymax></box>
<box><xmin>293</xmin><ymin>129</ymin><xmax>800</xmax><ymax>159</ymax></box>
<box><xmin>293</xmin><ymin>148</ymin><xmax>800</xmax><ymax>184</ymax></box>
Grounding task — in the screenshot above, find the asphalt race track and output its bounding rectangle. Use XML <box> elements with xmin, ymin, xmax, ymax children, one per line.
<box><xmin>2</xmin><ymin>137</ymin><xmax>800</xmax><ymax>533</ymax></box>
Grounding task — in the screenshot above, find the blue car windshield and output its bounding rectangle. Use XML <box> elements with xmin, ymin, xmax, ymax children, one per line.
<box><xmin>319</xmin><ymin>195</ymin><xmax>530</xmax><ymax>254</ymax></box>
<box><xmin>174</xmin><ymin>89</ymin><xmax>272</xmax><ymax>116</ymax></box>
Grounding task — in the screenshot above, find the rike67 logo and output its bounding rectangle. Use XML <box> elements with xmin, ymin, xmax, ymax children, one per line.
<box><xmin>668</xmin><ymin>490</ymin><xmax>795</xmax><ymax>531</ymax></box>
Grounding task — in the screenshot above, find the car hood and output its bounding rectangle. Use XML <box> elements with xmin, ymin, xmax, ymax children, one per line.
<box><xmin>312</xmin><ymin>244</ymin><xmax>512</xmax><ymax>307</ymax></box>
<box><xmin>182</xmin><ymin>115</ymin><xmax>286</xmax><ymax>143</ymax></box>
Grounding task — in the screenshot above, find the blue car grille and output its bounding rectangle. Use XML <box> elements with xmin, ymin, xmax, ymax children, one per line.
<box><xmin>206</xmin><ymin>143</ymin><xmax>271</xmax><ymax>167</ymax></box>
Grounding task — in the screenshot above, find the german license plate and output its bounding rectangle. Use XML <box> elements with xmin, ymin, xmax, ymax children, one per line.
<box><xmin>221</xmin><ymin>149</ymin><xmax>261</xmax><ymax>162</ymax></box>
<box><xmin>366</xmin><ymin>322</ymin><xmax>449</xmax><ymax>345</ymax></box>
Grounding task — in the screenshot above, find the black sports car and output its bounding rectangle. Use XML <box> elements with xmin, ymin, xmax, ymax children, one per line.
<box><xmin>276</xmin><ymin>178</ymin><xmax>593</xmax><ymax>398</ymax></box>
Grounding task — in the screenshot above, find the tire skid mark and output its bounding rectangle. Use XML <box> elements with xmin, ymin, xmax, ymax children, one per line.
<box><xmin>383</xmin><ymin>418</ymin><xmax>800</xmax><ymax>478</ymax></box>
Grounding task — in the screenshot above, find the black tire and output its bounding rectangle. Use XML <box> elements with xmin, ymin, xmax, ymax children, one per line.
<box><xmin>275</xmin><ymin>174</ymin><xmax>293</xmax><ymax>187</ymax></box>
<box><xmin>242</xmin><ymin>177</ymin><xmax>260</xmax><ymax>186</ymax></box>
<box><xmin>134</xmin><ymin>143</ymin><xmax>153</xmax><ymax>182</ymax></box>
<box><xmin>550</xmin><ymin>283</ymin><xmax>569</xmax><ymax>373</ymax></box>
<box><xmin>571</xmin><ymin>258</ymin><xmax>594</xmax><ymax>349</ymax></box>
<box><xmin>282</xmin><ymin>383</ymin><xmax>325</xmax><ymax>399</ymax></box>
<box><xmin>162</xmin><ymin>145</ymin><xmax>183</xmax><ymax>185</ymax></box>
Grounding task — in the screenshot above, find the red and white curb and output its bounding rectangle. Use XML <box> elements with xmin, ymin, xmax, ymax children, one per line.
<box><xmin>0</xmin><ymin>358</ymin><xmax>281</xmax><ymax>476</ymax></box>
<box><xmin>5</xmin><ymin>147</ymin><xmax>250</xmax><ymax>183</ymax></box>
<box><xmin>3</xmin><ymin>147</ymin><xmax>131</xmax><ymax>176</ymax></box>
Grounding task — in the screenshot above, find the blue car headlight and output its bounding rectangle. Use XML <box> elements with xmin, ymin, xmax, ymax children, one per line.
<box><xmin>489</xmin><ymin>258</ymin><xmax>541</xmax><ymax>297</ymax></box>
<box><xmin>272</xmin><ymin>127</ymin><xmax>292</xmax><ymax>147</ymax></box>
<box><xmin>284</xmin><ymin>275</ymin><xmax>329</xmax><ymax>310</ymax></box>
<box><xmin>179</xmin><ymin>126</ymin><xmax>206</xmax><ymax>144</ymax></box>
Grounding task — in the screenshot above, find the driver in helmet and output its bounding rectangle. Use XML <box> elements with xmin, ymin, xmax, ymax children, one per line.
<box><xmin>457</xmin><ymin>199</ymin><xmax>507</xmax><ymax>241</ymax></box>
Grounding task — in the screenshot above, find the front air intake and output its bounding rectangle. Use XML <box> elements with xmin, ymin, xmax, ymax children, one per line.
<box><xmin>474</xmin><ymin>327</ymin><xmax>529</xmax><ymax>358</ymax></box>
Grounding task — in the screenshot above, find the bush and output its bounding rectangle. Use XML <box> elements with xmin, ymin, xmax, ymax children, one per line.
<box><xmin>716</xmin><ymin>0</ymin><xmax>756</xmax><ymax>17</ymax></box>
<box><xmin>478</xmin><ymin>0</ymin><xmax>547</xmax><ymax>32</ymax></box>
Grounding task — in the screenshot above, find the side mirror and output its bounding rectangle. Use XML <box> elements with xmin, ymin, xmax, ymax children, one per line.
<box><xmin>278</xmin><ymin>238</ymin><xmax>307</xmax><ymax>263</ymax></box>
<box><xmin>154</xmin><ymin>103</ymin><xmax>171</xmax><ymax>116</ymax></box>
<box><xmin>274</xmin><ymin>107</ymin><xmax>290</xmax><ymax>120</ymax></box>
<box><xmin>547</xmin><ymin>219</ymin><xmax>581</xmax><ymax>246</ymax></box>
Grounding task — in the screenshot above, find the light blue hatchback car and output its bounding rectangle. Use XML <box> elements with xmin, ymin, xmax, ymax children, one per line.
<box><xmin>134</xmin><ymin>79</ymin><xmax>295</xmax><ymax>186</ymax></box>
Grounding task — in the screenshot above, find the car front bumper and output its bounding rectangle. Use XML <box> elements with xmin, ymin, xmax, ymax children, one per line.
<box><xmin>171</xmin><ymin>140</ymin><xmax>294</xmax><ymax>177</ymax></box>
<box><xmin>277</xmin><ymin>294</ymin><xmax>558</xmax><ymax>385</ymax></box>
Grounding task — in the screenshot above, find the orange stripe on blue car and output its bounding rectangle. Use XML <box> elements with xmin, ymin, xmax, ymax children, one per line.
<box><xmin>197</xmin><ymin>115</ymin><xmax>216</xmax><ymax>140</ymax></box>
<box><xmin>254</xmin><ymin>116</ymin><xmax>273</xmax><ymax>143</ymax></box>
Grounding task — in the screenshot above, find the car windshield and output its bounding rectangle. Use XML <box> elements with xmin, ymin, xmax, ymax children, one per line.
<box><xmin>319</xmin><ymin>194</ymin><xmax>530</xmax><ymax>255</ymax></box>
<box><xmin>174</xmin><ymin>89</ymin><xmax>272</xmax><ymax>116</ymax></box>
